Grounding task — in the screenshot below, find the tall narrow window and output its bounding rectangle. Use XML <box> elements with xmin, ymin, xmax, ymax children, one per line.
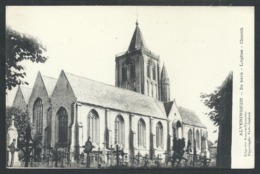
<box><xmin>122</xmin><ymin>64</ymin><xmax>127</xmax><ymax>82</ymax></box>
<box><xmin>130</xmin><ymin>62</ymin><xmax>135</xmax><ymax>79</ymax></box>
<box><xmin>87</xmin><ymin>110</ymin><xmax>99</xmax><ymax>145</ymax></box>
<box><xmin>147</xmin><ymin>62</ymin><xmax>150</xmax><ymax>78</ymax></box>
<box><xmin>151</xmin><ymin>83</ymin><xmax>154</xmax><ymax>97</ymax></box>
<box><xmin>176</xmin><ymin>121</ymin><xmax>182</xmax><ymax>139</ymax></box>
<box><xmin>33</xmin><ymin>98</ymin><xmax>43</xmax><ymax>134</ymax></box>
<box><xmin>156</xmin><ymin>122</ymin><xmax>163</xmax><ymax>148</ymax></box>
<box><xmin>138</xmin><ymin>118</ymin><xmax>146</xmax><ymax>147</ymax></box>
<box><xmin>114</xmin><ymin>115</ymin><xmax>125</xmax><ymax>145</ymax></box>
<box><xmin>57</xmin><ymin>107</ymin><xmax>68</xmax><ymax>144</ymax></box>
<box><xmin>196</xmin><ymin>130</ymin><xmax>200</xmax><ymax>148</ymax></box>
<box><xmin>188</xmin><ymin>129</ymin><xmax>193</xmax><ymax>145</ymax></box>
<box><xmin>152</xmin><ymin>63</ymin><xmax>156</xmax><ymax>80</ymax></box>
<box><xmin>46</xmin><ymin>108</ymin><xmax>52</xmax><ymax>146</ymax></box>
<box><xmin>147</xmin><ymin>81</ymin><xmax>149</xmax><ymax>96</ymax></box>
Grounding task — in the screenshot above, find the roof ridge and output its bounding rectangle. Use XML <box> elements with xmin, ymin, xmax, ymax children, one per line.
<box><xmin>64</xmin><ymin>70</ymin><xmax>163</xmax><ymax>102</ymax></box>
<box><xmin>42</xmin><ymin>75</ymin><xmax>57</xmax><ymax>80</ymax></box>
<box><xmin>179</xmin><ymin>106</ymin><xmax>196</xmax><ymax>113</ymax></box>
<box><xmin>20</xmin><ymin>86</ymin><xmax>32</xmax><ymax>89</ymax></box>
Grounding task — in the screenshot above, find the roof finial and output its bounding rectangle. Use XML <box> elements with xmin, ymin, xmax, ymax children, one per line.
<box><xmin>136</xmin><ymin>8</ymin><xmax>139</xmax><ymax>26</ymax></box>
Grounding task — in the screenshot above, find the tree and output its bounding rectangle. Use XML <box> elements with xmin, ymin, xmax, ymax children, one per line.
<box><xmin>200</xmin><ymin>72</ymin><xmax>233</xmax><ymax>168</ymax></box>
<box><xmin>6</xmin><ymin>27</ymin><xmax>48</xmax><ymax>90</ymax></box>
<box><xmin>6</xmin><ymin>106</ymin><xmax>42</xmax><ymax>141</ymax></box>
<box><xmin>6</xmin><ymin>106</ymin><xmax>30</xmax><ymax>135</ymax></box>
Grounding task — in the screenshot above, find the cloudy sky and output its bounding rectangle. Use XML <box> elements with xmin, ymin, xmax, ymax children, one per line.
<box><xmin>6</xmin><ymin>6</ymin><xmax>252</xmax><ymax>142</ymax></box>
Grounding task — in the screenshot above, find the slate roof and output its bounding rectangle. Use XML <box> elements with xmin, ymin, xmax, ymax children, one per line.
<box><xmin>64</xmin><ymin>71</ymin><xmax>167</xmax><ymax>119</ymax></box>
<box><xmin>42</xmin><ymin>76</ymin><xmax>57</xmax><ymax>97</ymax></box>
<box><xmin>20</xmin><ymin>86</ymin><xmax>32</xmax><ymax>103</ymax></box>
<box><xmin>164</xmin><ymin>101</ymin><xmax>174</xmax><ymax>116</ymax></box>
<box><xmin>128</xmin><ymin>22</ymin><xmax>147</xmax><ymax>51</ymax></box>
<box><xmin>178</xmin><ymin>107</ymin><xmax>207</xmax><ymax>128</ymax></box>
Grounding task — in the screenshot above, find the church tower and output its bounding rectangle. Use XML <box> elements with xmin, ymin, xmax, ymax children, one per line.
<box><xmin>115</xmin><ymin>21</ymin><xmax>161</xmax><ymax>99</ymax></box>
<box><xmin>161</xmin><ymin>64</ymin><xmax>171</xmax><ymax>102</ymax></box>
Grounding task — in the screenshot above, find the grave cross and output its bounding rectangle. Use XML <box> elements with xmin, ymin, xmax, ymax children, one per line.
<box><xmin>134</xmin><ymin>151</ymin><xmax>142</xmax><ymax>166</ymax></box>
<box><xmin>8</xmin><ymin>139</ymin><xmax>19</xmax><ymax>167</ymax></box>
<box><xmin>18</xmin><ymin>124</ymin><xmax>37</xmax><ymax>167</ymax></box>
<box><xmin>83</xmin><ymin>136</ymin><xmax>94</xmax><ymax>168</ymax></box>
<box><xmin>163</xmin><ymin>151</ymin><xmax>169</xmax><ymax>166</ymax></box>
<box><xmin>106</xmin><ymin>145</ymin><xmax>114</xmax><ymax>166</ymax></box>
<box><xmin>113</xmin><ymin>144</ymin><xmax>123</xmax><ymax>167</ymax></box>
<box><xmin>44</xmin><ymin>146</ymin><xmax>53</xmax><ymax>166</ymax></box>
<box><xmin>93</xmin><ymin>147</ymin><xmax>102</xmax><ymax>168</ymax></box>
<box><xmin>120</xmin><ymin>148</ymin><xmax>127</xmax><ymax>166</ymax></box>
<box><xmin>155</xmin><ymin>154</ymin><xmax>162</xmax><ymax>167</ymax></box>
<box><xmin>51</xmin><ymin>145</ymin><xmax>59</xmax><ymax>167</ymax></box>
<box><xmin>142</xmin><ymin>153</ymin><xmax>150</xmax><ymax>167</ymax></box>
<box><xmin>60</xmin><ymin>150</ymin><xmax>66</xmax><ymax>167</ymax></box>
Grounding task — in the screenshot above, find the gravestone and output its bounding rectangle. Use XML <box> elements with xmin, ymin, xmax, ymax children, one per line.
<box><xmin>6</xmin><ymin>116</ymin><xmax>19</xmax><ymax>167</ymax></box>
<box><xmin>201</xmin><ymin>135</ymin><xmax>210</xmax><ymax>158</ymax></box>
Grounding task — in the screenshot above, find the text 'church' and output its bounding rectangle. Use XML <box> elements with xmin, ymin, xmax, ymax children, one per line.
<box><xmin>13</xmin><ymin>22</ymin><xmax>209</xmax><ymax>164</ymax></box>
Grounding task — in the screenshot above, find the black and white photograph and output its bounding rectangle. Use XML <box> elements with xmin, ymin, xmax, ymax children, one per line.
<box><xmin>5</xmin><ymin>6</ymin><xmax>254</xmax><ymax>169</ymax></box>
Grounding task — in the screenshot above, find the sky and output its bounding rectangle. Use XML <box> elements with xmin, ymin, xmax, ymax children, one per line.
<box><xmin>6</xmin><ymin>6</ymin><xmax>250</xmax><ymax>142</ymax></box>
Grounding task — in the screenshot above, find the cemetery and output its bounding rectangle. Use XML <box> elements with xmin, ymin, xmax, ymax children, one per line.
<box><xmin>7</xmin><ymin>116</ymin><xmax>213</xmax><ymax>169</ymax></box>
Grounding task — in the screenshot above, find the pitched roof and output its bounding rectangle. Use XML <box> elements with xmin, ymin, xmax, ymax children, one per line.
<box><xmin>178</xmin><ymin>107</ymin><xmax>206</xmax><ymax>128</ymax></box>
<box><xmin>128</xmin><ymin>22</ymin><xmax>147</xmax><ymax>51</ymax></box>
<box><xmin>42</xmin><ymin>76</ymin><xmax>57</xmax><ymax>97</ymax></box>
<box><xmin>164</xmin><ymin>101</ymin><xmax>174</xmax><ymax>116</ymax></box>
<box><xmin>64</xmin><ymin>71</ymin><xmax>167</xmax><ymax>119</ymax></box>
<box><xmin>20</xmin><ymin>86</ymin><xmax>32</xmax><ymax>103</ymax></box>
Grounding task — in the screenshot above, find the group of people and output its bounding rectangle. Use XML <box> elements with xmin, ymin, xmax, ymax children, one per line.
<box><xmin>170</xmin><ymin>135</ymin><xmax>197</xmax><ymax>167</ymax></box>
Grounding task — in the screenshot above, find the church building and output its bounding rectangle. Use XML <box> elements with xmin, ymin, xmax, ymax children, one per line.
<box><xmin>13</xmin><ymin>22</ymin><xmax>209</xmax><ymax>165</ymax></box>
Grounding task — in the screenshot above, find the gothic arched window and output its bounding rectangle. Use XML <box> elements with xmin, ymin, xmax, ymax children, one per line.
<box><xmin>156</xmin><ymin>122</ymin><xmax>163</xmax><ymax>148</ymax></box>
<box><xmin>122</xmin><ymin>64</ymin><xmax>127</xmax><ymax>82</ymax></box>
<box><xmin>152</xmin><ymin>63</ymin><xmax>156</xmax><ymax>80</ymax></box>
<box><xmin>176</xmin><ymin>121</ymin><xmax>182</xmax><ymax>139</ymax></box>
<box><xmin>33</xmin><ymin>98</ymin><xmax>43</xmax><ymax>134</ymax></box>
<box><xmin>87</xmin><ymin>109</ymin><xmax>99</xmax><ymax>144</ymax></box>
<box><xmin>151</xmin><ymin>82</ymin><xmax>154</xmax><ymax>97</ymax></box>
<box><xmin>130</xmin><ymin>61</ymin><xmax>135</xmax><ymax>79</ymax></box>
<box><xmin>147</xmin><ymin>81</ymin><xmax>150</xmax><ymax>96</ymax></box>
<box><xmin>57</xmin><ymin>107</ymin><xmax>68</xmax><ymax>144</ymax></box>
<box><xmin>188</xmin><ymin>129</ymin><xmax>193</xmax><ymax>145</ymax></box>
<box><xmin>196</xmin><ymin>130</ymin><xmax>200</xmax><ymax>148</ymax></box>
<box><xmin>138</xmin><ymin>118</ymin><xmax>146</xmax><ymax>147</ymax></box>
<box><xmin>46</xmin><ymin>107</ymin><xmax>52</xmax><ymax>146</ymax></box>
<box><xmin>147</xmin><ymin>62</ymin><xmax>150</xmax><ymax>78</ymax></box>
<box><xmin>115</xmin><ymin>115</ymin><xmax>125</xmax><ymax>145</ymax></box>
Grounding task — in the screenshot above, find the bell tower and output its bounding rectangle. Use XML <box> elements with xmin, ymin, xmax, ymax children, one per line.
<box><xmin>115</xmin><ymin>22</ymin><xmax>161</xmax><ymax>100</ymax></box>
